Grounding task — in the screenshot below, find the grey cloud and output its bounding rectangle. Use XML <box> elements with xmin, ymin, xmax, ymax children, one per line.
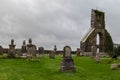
<box><xmin>0</xmin><ymin>0</ymin><xmax>120</xmax><ymax>50</ymax></box>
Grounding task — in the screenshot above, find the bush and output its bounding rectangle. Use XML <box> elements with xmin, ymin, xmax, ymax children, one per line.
<box><xmin>15</xmin><ymin>54</ymin><xmax>21</xmax><ymax>59</ymax></box>
<box><xmin>0</xmin><ymin>53</ymin><xmax>8</xmax><ymax>59</ymax></box>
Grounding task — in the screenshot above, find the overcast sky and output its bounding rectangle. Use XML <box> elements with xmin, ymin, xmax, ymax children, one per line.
<box><xmin>0</xmin><ymin>0</ymin><xmax>120</xmax><ymax>50</ymax></box>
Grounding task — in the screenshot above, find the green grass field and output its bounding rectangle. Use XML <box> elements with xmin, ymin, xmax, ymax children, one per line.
<box><xmin>0</xmin><ymin>55</ymin><xmax>120</xmax><ymax>80</ymax></box>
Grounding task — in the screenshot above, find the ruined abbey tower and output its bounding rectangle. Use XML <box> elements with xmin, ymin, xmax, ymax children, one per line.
<box><xmin>80</xmin><ymin>9</ymin><xmax>113</xmax><ymax>54</ymax></box>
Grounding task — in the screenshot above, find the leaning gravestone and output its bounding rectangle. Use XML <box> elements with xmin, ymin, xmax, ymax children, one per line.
<box><xmin>38</xmin><ymin>47</ymin><xmax>44</xmax><ymax>58</ymax></box>
<box><xmin>49</xmin><ymin>50</ymin><xmax>55</xmax><ymax>59</ymax></box>
<box><xmin>26</xmin><ymin>38</ymin><xmax>36</xmax><ymax>60</ymax></box>
<box><xmin>8</xmin><ymin>39</ymin><xmax>16</xmax><ymax>58</ymax></box>
<box><xmin>60</xmin><ymin>46</ymin><xmax>75</xmax><ymax>72</ymax></box>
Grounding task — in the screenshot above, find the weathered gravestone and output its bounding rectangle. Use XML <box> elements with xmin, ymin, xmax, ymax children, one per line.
<box><xmin>49</xmin><ymin>50</ymin><xmax>55</xmax><ymax>59</ymax></box>
<box><xmin>60</xmin><ymin>46</ymin><xmax>75</xmax><ymax>72</ymax></box>
<box><xmin>38</xmin><ymin>47</ymin><xmax>44</xmax><ymax>58</ymax></box>
<box><xmin>91</xmin><ymin>46</ymin><xmax>97</xmax><ymax>58</ymax></box>
<box><xmin>8</xmin><ymin>39</ymin><xmax>16</xmax><ymax>58</ymax></box>
<box><xmin>26</xmin><ymin>38</ymin><xmax>36</xmax><ymax>59</ymax></box>
<box><xmin>21</xmin><ymin>40</ymin><xmax>27</xmax><ymax>58</ymax></box>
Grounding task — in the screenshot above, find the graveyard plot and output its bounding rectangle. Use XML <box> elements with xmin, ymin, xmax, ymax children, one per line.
<box><xmin>0</xmin><ymin>55</ymin><xmax>120</xmax><ymax>80</ymax></box>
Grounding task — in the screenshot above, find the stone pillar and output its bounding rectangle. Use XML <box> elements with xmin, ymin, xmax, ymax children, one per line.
<box><xmin>91</xmin><ymin>46</ymin><xmax>97</xmax><ymax>58</ymax></box>
<box><xmin>26</xmin><ymin>38</ymin><xmax>36</xmax><ymax>60</ymax></box>
<box><xmin>8</xmin><ymin>39</ymin><xmax>16</xmax><ymax>58</ymax></box>
<box><xmin>21</xmin><ymin>40</ymin><xmax>27</xmax><ymax>53</ymax></box>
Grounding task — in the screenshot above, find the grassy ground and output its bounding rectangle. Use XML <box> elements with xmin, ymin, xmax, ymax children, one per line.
<box><xmin>0</xmin><ymin>55</ymin><xmax>120</xmax><ymax>80</ymax></box>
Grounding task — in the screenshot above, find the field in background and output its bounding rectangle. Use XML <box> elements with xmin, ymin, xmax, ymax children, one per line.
<box><xmin>0</xmin><ymin>55</ymin><xmax>120</xmax><ymax>80</ymax></box>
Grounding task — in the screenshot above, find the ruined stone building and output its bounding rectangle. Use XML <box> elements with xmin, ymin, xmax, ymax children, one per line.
<box><xmin>80</xmin><ymin>9</ymin><xmax>113</xmax><ymax>54</ymax></box>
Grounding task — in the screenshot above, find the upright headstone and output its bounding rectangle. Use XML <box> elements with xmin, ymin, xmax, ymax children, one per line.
<box><xmin>8</xmin><ymin>39</ymin><xmax>16</xmax><ymax>58</ymax></box>
<box><xmin>21</xmin><ymin>40</ymin><xmax>27</xmax><ymax>58</ymax></box>
<box><xmin>49</xmin><ymin>50</ymin><xmax>55</xmax><ymax>59</ymax></box>
<box><xmin>91</xmin><ymin>46</ymin><xmax>97</xmax><ymax>58</ymax></box>
<box><xmin>60</xmin><ymin>46</ymin><xmax>75</xmax><ymax>72</ymax></box>
<box><xmin>21</xmin><ymin>40</ymin><xmax>27</xmax><ymax>53</ymax></box>
<box><xmin>38</xmin><ymin>47</ymin><xmax>44</xmax><ymax>58</ymax></box>
<box><xmin>26</xmin><ymin>38</ymin><xmax>36</xmax><ymax>59</ymax></box>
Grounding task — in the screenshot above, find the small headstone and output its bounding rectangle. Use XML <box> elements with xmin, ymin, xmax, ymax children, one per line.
<box><xmin>91</xmin><ymin>46</ymin><xmax>97</xmax><ymax>58</ymax></box>
<box><xmin>38</xmin><ymin>47</ymin><xmax>44</xmax><ymax>58</ymax></box>
<box><xmin>8</xmin><ymin>39</ymin><xmax>16</xmax><ymax>58</ymax></box>
<box><xmin>26</xmin><ymin>38</ymin><xmax>36</xmax><ymax>60</ymax></box>
<box><xmin>60</xmin><ymin>46</ymin><xmax>75</xmax><ymax>72</ymax></box>
<box><xmin>49</xmin><ymin>51</ymin><xmax>55</xmax><ymax>59</ymax></box>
